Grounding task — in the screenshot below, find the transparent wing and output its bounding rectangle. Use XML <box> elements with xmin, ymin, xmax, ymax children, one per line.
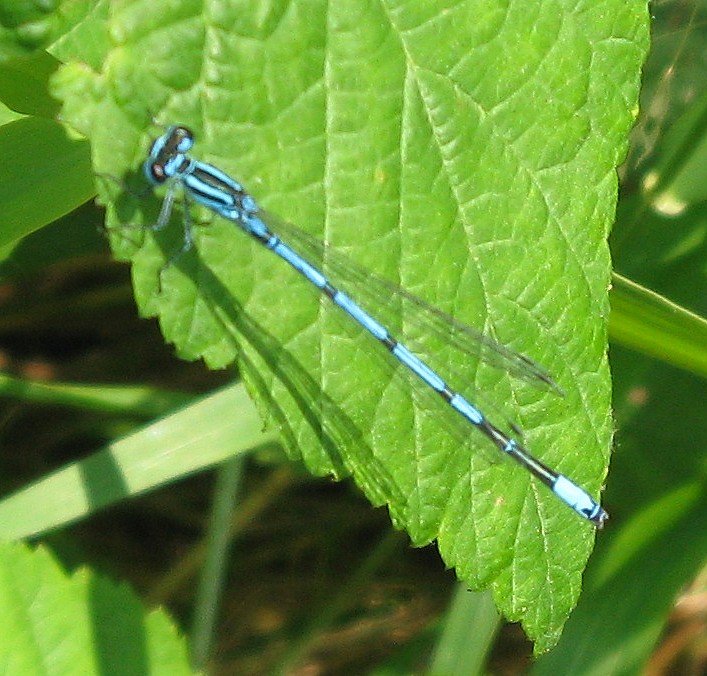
<box><xmin>258</xmin><ymin>208</ymin><xmax>563</xmax><ymax>396</ymax></box>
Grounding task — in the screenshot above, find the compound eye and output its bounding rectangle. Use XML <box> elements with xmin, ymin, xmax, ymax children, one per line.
<box><xmin>173</xmin><ymin>126</ymin><xmax>194</xmax><ymax>152</ymax></box>
<box><xmin>147</xmin><ymin>161</ymin><xmax>167</xmax><ymax>184</ymax></box>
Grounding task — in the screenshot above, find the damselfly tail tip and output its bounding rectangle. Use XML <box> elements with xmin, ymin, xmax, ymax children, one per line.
<box><xmin>592</xmin><ymin>506</ymin><xmax>609</xmax><ymax>529</ymax></box>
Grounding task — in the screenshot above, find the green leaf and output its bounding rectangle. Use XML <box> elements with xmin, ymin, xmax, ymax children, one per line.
<box><xmin>0</xmin><ymin>201</ymin><xmax>105</xmax><ymax>278</ymax></box>
<box><xmin>0</xmin><ymin>117</ymin><xmax>94</xmax><ymax>249</ymax></box>
<box><xmin>50</xmin><ymin>0</ymin><xmax>649</xmax><ymax>650</ymax></box>
<box><xmin>0</xmin><ymin>51</ymin><xmax>61</xmax><ymax>117</ymax></box>
<box><xmin>0</xmin><ymin>0</ymin><xmax>102</xmax><ymax>60</ymax></box>
<box><xmin>0</xmin><ymin>0</ymin><xmax>59</xmax><ymax>57</ymax></box>
<box><xmin>0</xmin><ymin>541</ymin><xmax>192</xmax><ymax>675</ymax></box>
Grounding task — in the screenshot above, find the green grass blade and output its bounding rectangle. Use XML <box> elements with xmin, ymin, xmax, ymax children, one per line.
<box><xmin>428</xmin><ymin>586</ymin><xmax>500</xmax><ymax>676</ymax></box>
<box><xmin>0</xmin><ymin>371</ymin><xmax>191</xmax><ymax>416</ymax></box>
<box><xmin>610</xmin><ymin>272</ymin><xmax>707</xmax><ymax>380</ymax></box>
<box><xmin>0</xmin><ymin>384</ymin><xmax>275</xmax><ymax>539</ymax></box>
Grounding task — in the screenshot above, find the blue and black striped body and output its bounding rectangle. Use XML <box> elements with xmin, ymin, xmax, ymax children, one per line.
<box><xmin>143</xmin><ymin>125</ymin><xmax>608</xmax><ymax>528</ymax></box>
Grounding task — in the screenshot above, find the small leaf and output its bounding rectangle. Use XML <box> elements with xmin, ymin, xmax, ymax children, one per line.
<box><xmin>0</xmin><ymin>117</ymin><xmax>94</xmax><ymax>249</ymax></box>
<box><xmin>0</xmin><ymin>540</ymin><xmax>191</xmax><ymax>675</ymax></box>
<box><xmin>0</xmin><ymin>51</ymin><xmax>61</xmax><ymax>117</ymax></box>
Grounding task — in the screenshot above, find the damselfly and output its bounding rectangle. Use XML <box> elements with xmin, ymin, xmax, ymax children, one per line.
<box><xmin>135</xmin><ymin>125</ymin><xmax>608</xmax><ymax>527</ymax></box>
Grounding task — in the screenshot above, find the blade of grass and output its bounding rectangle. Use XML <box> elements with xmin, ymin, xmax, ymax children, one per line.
<box><xmin>0</xmin><ymin>383</ymin><xmax>275</xmax><ymax>539</ymax></box>
<box><xmin>428</xmin><ymin>586</ymin><xmax>500</xmax><ymax>676</ymax></box>
<box><xmin>609</xmin><ymin>272</ymin><xmax>707</xmax><ymax>380</ymax></box>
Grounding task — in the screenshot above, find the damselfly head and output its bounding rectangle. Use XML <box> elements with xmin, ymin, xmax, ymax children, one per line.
<box><xmin>143</xmin><ymin>125</ymin><xmax>195</xmax><ymax>185</ymax></box>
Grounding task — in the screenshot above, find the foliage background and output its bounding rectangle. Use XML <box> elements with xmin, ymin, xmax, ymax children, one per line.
<box><xmin>0</xmin><ymin>0</ymin><xmax>704</xmax><ymax>674</ymax></box>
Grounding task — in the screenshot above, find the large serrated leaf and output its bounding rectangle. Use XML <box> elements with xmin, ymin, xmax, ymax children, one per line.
<box><xmin>50</xmin><ymin>0</ymin><xmax>648</xmax><ymax>650</ymax></box>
